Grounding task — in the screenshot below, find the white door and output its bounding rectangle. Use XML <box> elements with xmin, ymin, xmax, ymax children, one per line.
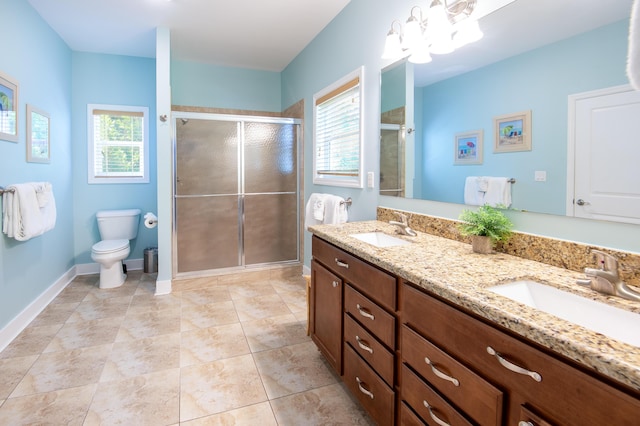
<box><xmin>568</xmin><ymin>85</ymin><xmax>640</xmax><ymax>224</ymax></box>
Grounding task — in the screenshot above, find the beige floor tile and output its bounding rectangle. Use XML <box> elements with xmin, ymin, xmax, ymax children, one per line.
<box><xmin>0</xmin><ymin>355</ymin><xmax>38</xmax><ymax>399</ymax></box>
<box><xmin>181</xmin><ymin>286</ymin><xmax>232</xmax><ymax>307</ymax></box>
<box><xmin>270</xmin><ymin>383</ymin><xmax>374</xmax><ymax>426</ymax></box>
<box><xmin>269</xmin><ymin>266</ymin><xmax>303</xmax><ymax>280</ymax></box>
<box><xmin>66</xmin><ymin>296</ymin><xmax>132</xmax><ymax>322</ymax></box>
<box><xmin>233</xmin><ymin>294</ymin><xmax>293</xmax><ymax>322</ymax></box>
<box><xmin>116</xmin><ymin>308</ymin><xmax>181</xmax><ymax>341</ymax></box>
<box><xmin>241</xmin><ymin>313</ymin><xmax>309</xmax><ymax>353</ymax></box>
<box><xmin>0</xmin><ymin>384</ymin><xmax>97</xmax><ymax>426</ymax></box>
<box><xmin>181</xmin><ymin>323</ymin><xmax>250</xmax><ymax>367</ymax></box>
<box><xmin>86</xmin><ymin>369</ymin><xmax>180</xmax><ymax>425</ymax></box>
<box><xmin>253</xmin><ymin>341</ymin><xmax>338</xmax><ymax>399</ymax></box>
<box><xmin>270</xmin><ymin>276</ymin><xmax>306</xmax><ymax>294</ymax></box>
<box><xmin>180</xmin><ymin>354</ymin><xmax>268</xmax><ymax>422</ymax></box>
<box><xmin>277</xmin><ymin>288</ymin><xmax>308</xmax><ymax>314</ymax></box>
<box><xmin>44</xmin><ymin>318</ymin><xmax>121</xmax><ymax>352</ymax></box>
<box><xmin>127</xmin><ymin>292</ymin><xmax>182</xmax><ymax>314</ymax></box>
<box><xmin>229</xmin><ymin>281</ymin><xmax>277</xmax><ymax>300</ymax></box>
<box><xmin>100</xmin><ymin>333</ymin><xmax>180</xmax><ymax>381</ymax></box>
<box><xmin>0</xmin><ymin>324</ymin><xmax>62</xmax><ymax>359</ymax></box>
<box><xmin>11</xmin><ymin>344</ymin><xmax>111</xmax><ymax>397</ymax></box>
<box><xmin>50</xmin><ymin>284</ymin><xmax>93</xmax><ymax>305</ymax></box>
<box><xmin>28</xmin><ymin>302</ymin><xmax>80</xmax><ymax>327</ymax></box>
<box><xmin>83</xmin><ymin>280</ymin><xmax>139</xmax><ymax>300</ymax></box>
<box><xmin>218</xmin><ymin>270</ymin><xmax>271</xmax><ymax>285</ymax></box>
<box><xmin>180</xmin><ymin>401</ymin><xmax>278</xmax><ymax>425</ymax></box>
<box><xmin>181</xmin><ymin>301</ymin><xmax>239</xmax><ymax>331</ymax></box>
<box><xmin>172</xmin><ymin>276</ymin><xmax>220</xmax><ymax>292</ymax></box>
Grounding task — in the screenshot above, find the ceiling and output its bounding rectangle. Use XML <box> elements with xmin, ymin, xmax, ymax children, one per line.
<box><xmin>27</xmin><ymin>0</ymin><xmax>351</xmax><ymax>72</ymax></box>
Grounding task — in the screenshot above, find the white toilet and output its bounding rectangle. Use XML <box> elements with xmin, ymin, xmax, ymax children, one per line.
<box><xmin>91</xmin><ymin>209</ymin><xmax>141</xmax><ymax>289</ymax></box>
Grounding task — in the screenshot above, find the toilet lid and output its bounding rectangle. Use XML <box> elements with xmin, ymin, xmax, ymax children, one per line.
<box><xmin>93</xmin><ymin>239</ymin><xmax>129</xmax><ymax>254</ymax></box>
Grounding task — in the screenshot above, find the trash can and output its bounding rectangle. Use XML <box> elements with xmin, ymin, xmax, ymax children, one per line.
<box><xmin>144</xmin><ymin>247</ymin><xmax>158</xmax><ymax>273</ymax></box>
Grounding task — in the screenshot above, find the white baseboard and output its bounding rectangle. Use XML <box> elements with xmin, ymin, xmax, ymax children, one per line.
<box><xmin>303</xmin><ymin>264</ymin><xmax>311</xmax><ymax>276</ymax></box>
<box><xmin>0</xmin><ymin>266</ymin><xmax>76</xmax><ymax>352</ymax></box>
<box><xmin>154</xmin><ymin>279</ymin><xmax>172</xmax><ymax>295</ymax></box>
<box><xmin>75</xmin><ymin>258</ymin><xmax>143</xmax><ymax>275</ymax></box>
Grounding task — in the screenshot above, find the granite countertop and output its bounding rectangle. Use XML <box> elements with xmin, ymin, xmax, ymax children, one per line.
<box><xmin>309</xmin><ymin>220</ymin><xmax>640</xmax><ymax>392</ymax></box>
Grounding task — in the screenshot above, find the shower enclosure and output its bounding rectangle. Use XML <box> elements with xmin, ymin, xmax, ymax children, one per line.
<box><xmin>172</xmin><ymin>112</ymin><xmax>300</xmax><ymax>276</ymax></box>
<box><xmin>379</xmin><ymin>123</ymin><xmax>405</xmax><ymax>198</ymax></box>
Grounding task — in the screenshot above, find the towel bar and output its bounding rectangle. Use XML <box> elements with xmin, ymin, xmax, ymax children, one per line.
<box><xmin>340</xmin><ymin>197</ymin><xmax>353</xmax><ymax>207</ymax></box>
<box><xmin>507</xmin><ymin>178</ymin><xmax>516</xmax><ymax>183</ymax></box>
<box><xmin>0</xmin><ymin>186</ymin><xmax>15</xmax><ymax>195</ymax></box>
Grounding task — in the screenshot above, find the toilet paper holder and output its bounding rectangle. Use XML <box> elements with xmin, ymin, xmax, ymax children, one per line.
<box><xmin>144</xmin><ymin>212</ymin><xmax>158</xmax><ymax>229</ymax></box>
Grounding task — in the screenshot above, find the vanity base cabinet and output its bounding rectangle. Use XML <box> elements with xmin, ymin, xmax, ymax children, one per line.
<box><xmin>310</xmin><ymin>259</ymin><xmax>343</xmax><ymax>374</ymax></box>
<box><xmin>402</xmin><ymin>282</ymin><xmax>640</xmax><ymax>426</ymax></box>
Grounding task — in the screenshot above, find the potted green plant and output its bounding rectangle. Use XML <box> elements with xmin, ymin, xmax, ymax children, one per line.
<box><xmin>458</xmin><ymin>205</ymin><xmax>513</xmax><ymax>254</ymax></box>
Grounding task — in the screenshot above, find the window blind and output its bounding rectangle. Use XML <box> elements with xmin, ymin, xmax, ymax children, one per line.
<box><xmin>92</xmin><ymin>109</ymin><xmax>144</xmax><ymax>178</ymax></box>
<box><xmin>315</xmin><ymin>77</ymin><xmax>360</xmax><ymax>177</ymax></box>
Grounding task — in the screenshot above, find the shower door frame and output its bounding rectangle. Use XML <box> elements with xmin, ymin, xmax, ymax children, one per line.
<box><xmin>171</xmin><ymin>111</ymin><xmax>302</xmax><ymax>278</ymax></box>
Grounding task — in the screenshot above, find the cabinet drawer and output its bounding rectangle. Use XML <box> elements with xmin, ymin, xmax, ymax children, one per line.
<box><xmin>402</xmin><ymin>364</ymin><xmax>473</xmax><ymax>426</ymax></box>
<box><xmin>344</xmin><ymin>313</ymin><xmax>394</xmax><ymax>386</ymax></box>
<box><xmin>345</xmin><ymin>285</ymin><xmax>395</xmax><ymax>348</ymax></box>
<box><xmin>403</xmin><ymin>283</ymin><xmax>640</xmax><ymax>426</ymax></box>
<box><xmin>402</xmin><ymin>325</ymin><xmax>503</xmax><ymax>426</ymax></box>
<box><xmin>312</xmin><ymin>236</ymin><xmax>396</xmax><ymax>310</ymax></box>
<box><xmin>400</xmin><ymin>402</ymin><xmax>426</xmax><ymax>426</ymax></box>
<box><xmin>343</xmin><ymin>344</ymin><xmax>395</xmax><ymax>426</ymax></box>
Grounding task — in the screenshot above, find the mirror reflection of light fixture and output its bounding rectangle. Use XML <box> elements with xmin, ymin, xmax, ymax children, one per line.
<box><xmin>382</xmin><ymin>0</ymin><xmax>483</xmax><ymax>62</ymax></box>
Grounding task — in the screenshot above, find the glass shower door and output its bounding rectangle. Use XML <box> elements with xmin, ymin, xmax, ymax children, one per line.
<box><xmin>175</xmin><ymin>118</ymin><xmax>241</xmax><ymax>273</ymax></box>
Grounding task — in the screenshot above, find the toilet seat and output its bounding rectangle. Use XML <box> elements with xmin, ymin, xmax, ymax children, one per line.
<box><xmin>92</xmin><ymin>239</ymin><xmax>129</xmax><ymax>254</ymax></box>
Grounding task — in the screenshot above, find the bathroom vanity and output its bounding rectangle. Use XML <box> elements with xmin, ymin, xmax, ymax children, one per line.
<box><xmin>309</xmin><ymin>221</ymin><xmax>640</xmax><ymax>425</ymax></box>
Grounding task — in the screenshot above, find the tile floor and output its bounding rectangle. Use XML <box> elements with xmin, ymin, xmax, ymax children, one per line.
<box><xmin>0</xmin><ymin>268</ymin><xmax>374</xmax><ymax>425</ymax></box>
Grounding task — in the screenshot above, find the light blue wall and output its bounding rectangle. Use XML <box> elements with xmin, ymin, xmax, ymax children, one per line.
<box><xmin>381</xmin><ymin>62</ymin><xmax>405</xmax><ymax>113</ymax></box>
<box><xmin>0</xmin><ymin>0</ymin><xmax>73</xmax><ymax>329</ymax></box>
<box><xmin>71</xmin><ymin>52</ymin><xmax>158</xmax><ymax>264</ymax></box>
<box><xmin>171</xmin><ymin>60</ymin><xmax>282</xmax><ymax>112</ymax></box>
<box><xmin>282</xmin><ymin>0</ymin><xmax>639</xmax><ymax>264</ymax></box>
<box><xmin>419</xmin><ymin>21</ymin><xmax>628</xmax><ymax>214</ymax></box>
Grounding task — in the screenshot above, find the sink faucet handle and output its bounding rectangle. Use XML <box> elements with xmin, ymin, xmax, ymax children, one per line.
<box><xmin>591</xmin><ymin>250</ymin><xmax>618</xmax><ymax>273</ymax></box>
<box><xmin>395</xmin><ymin>212</ymin><xmax>409</xmax><ymax>224</ymax></box>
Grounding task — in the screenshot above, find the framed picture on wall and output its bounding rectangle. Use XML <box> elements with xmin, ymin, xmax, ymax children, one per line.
<box><xmin>494</xmin><ymin>110</ymin><xmax>532</xmax><ymax>153</ymax></box>
<box><xmin>26</xmin><ymin>104</ymin><xmax>50</xmax><ymax>163</ymax></box>
<box><xmin>0</xmin><ymin>71</ymin><xmax>19</xmax><ymax>143</ymax></box>
<box><xmin>454</xmin><ymin>130</ymin><xmax>483</xmax><ymax>165</ymax></box>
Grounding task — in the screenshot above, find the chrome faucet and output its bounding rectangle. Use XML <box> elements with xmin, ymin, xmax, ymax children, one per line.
<box><xmin>577</xmin><ymin>250</ymin><xmax>640</xmax><ymax>302</ymax></box>
<box><xmin>389</xmin><ymin>212</ymin><xmax>417</xmax><ymax>237</ymax></box>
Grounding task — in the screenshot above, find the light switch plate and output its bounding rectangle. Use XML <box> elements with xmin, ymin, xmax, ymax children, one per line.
<box><xmin>535</xmin><ymin>171</ymin><xmax>547</xmax><ymax>182</ymax></box>
<box><xmin>367</xmin><ymin>171</ymin><xmax>375</xmax><ymax>188</ymax></box>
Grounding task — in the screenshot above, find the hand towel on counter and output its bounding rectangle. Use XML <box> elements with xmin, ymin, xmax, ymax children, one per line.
<box><xmin>483</xmin><ymin>177</ymin><xmax>512</xmax><ymax>208</ymax></box>
<box><xmin>305</xmin><ymin>193</ymin><xmax>348</xmax><ymax>230</ymax></box>
<box><xmin>2</xmin><ymin>182</ymin><xmax>57</xmax><ymax>241</ymax></box>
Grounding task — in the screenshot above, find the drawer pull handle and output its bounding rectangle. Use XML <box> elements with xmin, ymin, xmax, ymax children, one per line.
<box><xmin>332</xmin><ymin>280</ymin><xmax>339</xmax><ymax>288</ymax></box>
<box><xmin>335</xmin><ymin>258</ymin><xmax>349</xmax><ymax>269</ymax></box>
<box><xmin>423</xmin><ymin>400</ymin><xmax>450</xmax><ymax>426</ymax></box>
<box><xmin>518</xmin><ymin>422</ymin><xmax>535</xmax><ymax>426</ymax></box>
<box><xmin>424</xmin><ymin>357</ymin><xmax>460</xmax><ymax>387</ymax></box>
<box><xmin>355</xmin><ymin>376</ymin><xmax>374</xmax><ymax>399</ymax></box>
<box><xmin>356</xmin><ymin>304</ymin><xmax>375</xmax><ymax>321</ymax></box>
<box><xmin>355</xmin><ymin>336</ymin><xmax>374</xmax><ymax>354</ymax></box>
<box><xmin>486</xmin><ymin>346</ymin><xmax>542</xmax><ymax>382</ymax></box>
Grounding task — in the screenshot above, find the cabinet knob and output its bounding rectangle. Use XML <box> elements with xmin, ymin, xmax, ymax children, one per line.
<box><xmin>332</xmin><ymin>280</ymin><xmax>339</xmax><ymax>288</ymax></box>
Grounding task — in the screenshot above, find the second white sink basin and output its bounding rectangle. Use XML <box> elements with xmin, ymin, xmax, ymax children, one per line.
<box><xmin>350</xmin><ymin>232</ymin><xmax>411</xmax><ymax>248</ymax></box>
<box><xmin>489</xmin><ymin>280</ymin><xmax>640</xmax><ymax>347</ymax></box>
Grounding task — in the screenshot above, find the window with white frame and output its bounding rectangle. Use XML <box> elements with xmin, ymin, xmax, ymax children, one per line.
<box><xmin>87</xmin><ymin>104</ymin><xmax>149</xmax><ymax>184</ymax></box>
<box><xmin>313</xmin><ymin>67</ymin><xmax>364</xmax><ymax>188</ymax></box>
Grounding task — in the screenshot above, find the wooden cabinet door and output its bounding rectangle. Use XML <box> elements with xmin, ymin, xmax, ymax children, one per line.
<box><xmin>310</xmin><ymin>259</ymin><xmax>343</xmax><ymax>374</ymax></box>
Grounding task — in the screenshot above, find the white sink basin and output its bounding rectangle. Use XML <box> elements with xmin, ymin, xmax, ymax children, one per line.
<box><xmin>488</xmin><ymin>280</ymin><xmax>640</xmax><ymax>347</ymax></box>
<box><xmin>349</xmin><ymin>232</ymin><xmax>411</xmax><ymax>248</ymax></box>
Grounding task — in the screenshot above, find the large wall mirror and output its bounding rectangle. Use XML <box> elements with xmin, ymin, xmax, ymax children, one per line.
<box><xmin>380</xmin><ymin>0</ymin><xmax>639</xmax><ymax>224</ymax></box>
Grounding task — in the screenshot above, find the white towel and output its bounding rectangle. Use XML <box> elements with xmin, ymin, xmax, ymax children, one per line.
<box><xmin>305</xmin><ymin>193</ymin><xmax>325</xmax><ymax>230</ymax></box>
<box><xmin>2</xmin><ymin>182</ymin><xmax>56</xmax><ymax>241</ymax></box>
<box><xmin>464</xmin><ymin>177</ymin><xmax>484</xmax><ymax>206</ymax></box>
<box><xmin>323</xmin><ymin>195</ymin><xmax>348</xmax><ymax>225</ymax></box>
<box><xmin>483</xmin><ymin>177</ymin><xmax>512</xmax><ymax>208</ymax></box>
<box><xmin>312</xmin><ymin>194</ymin><xmax>327</xmax><ymax>221</ymax></box>
<box><xmin>628</xmin><ymin>0</ymin><xmax>640</xmax><ymax>90</ymax></box>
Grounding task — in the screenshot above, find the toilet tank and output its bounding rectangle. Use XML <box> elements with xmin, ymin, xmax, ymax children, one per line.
<box><xmin>96</xmin><ymin>209</ymin><xmax>141</xmax><ymax>240</ymax></box>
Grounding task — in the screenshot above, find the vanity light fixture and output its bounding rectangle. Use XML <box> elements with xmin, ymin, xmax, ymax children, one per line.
<box><xmin>382</xmin><ymin>0</ymin><xmax>483</xmax><ymax>64</ymax></box>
